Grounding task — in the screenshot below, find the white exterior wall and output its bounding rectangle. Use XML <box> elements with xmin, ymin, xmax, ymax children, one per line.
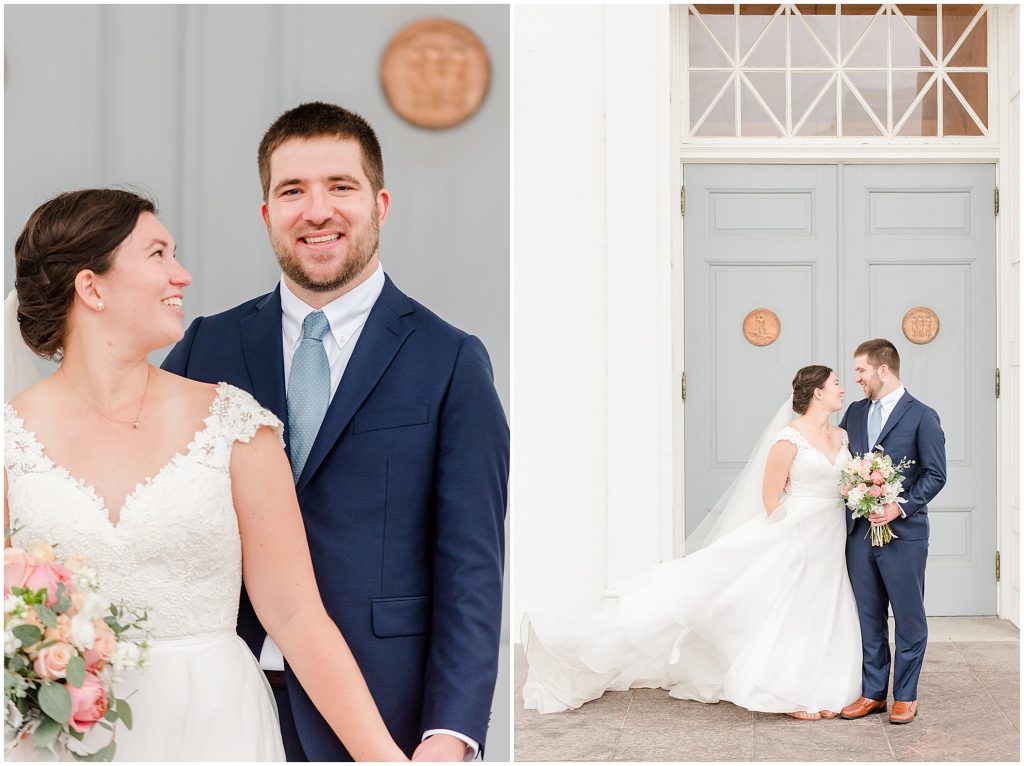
<box><xmin>514</xmin><ymin>4</ymin><xmax>1020</xmax><ymax>632</ymax></box>
<box><xmin>513</xmin><ymin>5</ymin><xmax>675</xmax><ymax>627</ymax></box>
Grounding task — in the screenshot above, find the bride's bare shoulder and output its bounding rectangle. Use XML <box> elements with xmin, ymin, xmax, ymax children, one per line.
<box><xmin>6</xmin><ymin>374</ymin><xmax>62</xmax><ymax>420</ymax></box>
<box><xmin>155</xmin><ymin>370</ymin><xmax>220</xmax><ymax>412</ymax></box>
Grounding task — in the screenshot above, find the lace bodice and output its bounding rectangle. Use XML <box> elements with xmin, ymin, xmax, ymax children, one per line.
<box><xmin>773</xmin><ymin>426</ymin><xmax>850</xmax><ymax>500</ymax></box>
<box><xmin>5</xmin><ymin>383</ymin><xmax>283</xmax><ymax>640</ymax></box>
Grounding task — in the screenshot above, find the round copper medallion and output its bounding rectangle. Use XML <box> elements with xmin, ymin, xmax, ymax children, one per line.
<box><xmin>380</xmin><ymin>18</ymin><xmax>491</xmax><ymax>129</ymax></box>
<box><xmin>902</xmin><ymin>307</ymin><xmax>940</xmax><ymax>345</ymax></box>
<box><xmin>743</xmin><ymin>309</ymin><xmax>781</xmax><ymax>346</ymax></box>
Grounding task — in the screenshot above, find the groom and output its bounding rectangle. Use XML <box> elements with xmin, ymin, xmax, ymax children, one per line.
<box><xmin>163</xmin><ymin>102</ymin><xmax>509</xmax><ymax>760</ymax></box>
<box><xmin>838</xmin><ymin>339</ymin><xmax>946</xmax><ymax>725</ymax></box>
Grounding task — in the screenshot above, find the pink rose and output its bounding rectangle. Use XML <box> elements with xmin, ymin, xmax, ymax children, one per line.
<box><xmin>82</xmin><ymin>621</ymin><xmax>117</xmax><ymax>671</ymax></box>
<box><xmin>879</xmin><ymin>483</ymin><xmax>890</xmax><ymax>494</ymax></box>
<box><xmin>868</xmin><ymin>485</ymin><xmax>883</xmax><ymax>497</ymax></box>
<box><xmin>857</xmin><ymin>463</ymin><xmax>872</xmax><ymax>479</ymax></box>
<box><xmin>33</xmin><ymin>642</ymin><xmax>75</xmax><ymax>681</ymax></box>
<box><xmin>870</xmin><ymin>471</ymin><xmax>884</xmax><ymax>486</ymax></box>
<box><xmin>23</xmin><ymin>563</ymin><xmax>73</xmax><ymax>607</ymax></box>
<box><xmin>66</xmin><ymin>672</ymin><xmax>108</xmax><ymax>733</ymax></box>
<box><xmin>4</xmin><ymin>547</ymin><xmax>33</xmax><ymax>593</ymax></box>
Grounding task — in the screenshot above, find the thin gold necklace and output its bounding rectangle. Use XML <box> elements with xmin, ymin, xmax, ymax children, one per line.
<box><xmin>60</xmin><ymin>366</ymin><xmax>153</xmax><ymax>430</ymax></box>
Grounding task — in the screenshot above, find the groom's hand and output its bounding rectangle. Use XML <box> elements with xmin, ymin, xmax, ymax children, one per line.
<box><xmin>412</xmin><ymin>734</ymin><xmax>469</xmax><ymax>762</ymax></box>
<box><xmin>871</xmin><ymin>503</ymin><xmax>901</xmax><ymax>526</ymax></box>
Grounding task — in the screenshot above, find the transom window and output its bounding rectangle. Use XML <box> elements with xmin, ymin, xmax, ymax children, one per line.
<box><xmin>686</xmin><ymin>3</ymin><xmax>990</xmax><ymax>138</ymax></box>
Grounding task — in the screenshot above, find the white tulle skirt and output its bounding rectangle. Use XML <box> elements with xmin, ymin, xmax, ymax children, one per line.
<box><xmin>522</xmin><ymin>495</ymin><xmax>862</xmax><ymax>715</ymax></box>
<box><xmin>9</xmin><ymin>632</ymin><xmax>285</xmax><ymax>762</ymax></box>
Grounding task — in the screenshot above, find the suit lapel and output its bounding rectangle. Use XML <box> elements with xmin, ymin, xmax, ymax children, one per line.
<box><xmin>875</xmin><ymin>390</ymin><xmax>913</xmax><ymax>449</ymax></box>
<box><xmin>848</xmin><ymin>400</ymin><xmax>869</xmax><ymax>456</ymax></box>
<box><xmin>296</xmin><ymin>277</ymin><xmax>416</xmax><ymax>494</ymax></box>
<box><xmin>240</xmin><ymin>288</ymin><xmax>290</xmax><ymax>456</ymax></box>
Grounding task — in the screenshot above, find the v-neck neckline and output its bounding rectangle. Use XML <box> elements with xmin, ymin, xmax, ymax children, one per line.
<box><xmin>5</xmin><ymin>384</ymin><xmax>224</xmax><ymax>529</ymax></box>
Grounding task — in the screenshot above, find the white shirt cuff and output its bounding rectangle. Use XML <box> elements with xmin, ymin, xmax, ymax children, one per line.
<box><xmin>421</xmin><ymin>729</ymin><xmax>479</xmax><ymax>761</ymax></box>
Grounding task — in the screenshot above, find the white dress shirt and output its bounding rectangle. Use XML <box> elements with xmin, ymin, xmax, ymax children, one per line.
<box><xmin>869</xmin><ymin>384</ymin><xmax>907</xmax><ymax>517</ymax></box>
<box><xmin>259</xmin><ymin>265</ymin><xmax>477</xmax><ymax>759</ymax></box>
<box><xmin>869</xmin><ymin>384</ymin><xmax>906</xmax><ymax>436</ymax></box>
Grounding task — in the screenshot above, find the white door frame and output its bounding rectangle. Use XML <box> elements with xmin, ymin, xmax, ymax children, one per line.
<box><xmin>668</xmin><ymin>4</ymin><xmax>1019</xmax><ymax>623</ymax></box>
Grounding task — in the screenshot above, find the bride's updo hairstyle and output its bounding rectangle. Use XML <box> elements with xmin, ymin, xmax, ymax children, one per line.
<box><xmin>15</xmin><ymin>189</ymin><xmax>156</xmax><ymax>361</ymax></box>
<box><xmin>791</xmin><ymin>365</ymin><xmax>832</xmax><ymax>415</ymax></box>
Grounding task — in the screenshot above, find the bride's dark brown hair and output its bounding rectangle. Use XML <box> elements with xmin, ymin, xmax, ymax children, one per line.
<box><xmin>15</xmin><ymin>189</ymin><xmax>156</xmax><ymax>361</ymax></box>
<box><xmin>792</xmin><ymin>365</ymin><xmax>832</xmax><ymax>415</ymax></box>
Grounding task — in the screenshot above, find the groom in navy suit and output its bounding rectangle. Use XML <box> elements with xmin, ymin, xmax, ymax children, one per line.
<box><xmin>838</xmin><ymin>339</ymin><xmax>946</xmax><ymax>725</ymax></box>
<box><xmin>163</xmin><ymin>103</ymin><xmax>508</xmax><ymax>760</ymax></box>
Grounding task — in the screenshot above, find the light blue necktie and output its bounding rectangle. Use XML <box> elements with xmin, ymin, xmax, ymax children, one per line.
<box><xmin>867</xmin><ymin>399</ymin><xmax>883</xmax><ymax>451</ymax></box>
<box><xmin>287</xmin><ymin>310</ymin><xmax>331</xmax><ymax>482</ymax></box>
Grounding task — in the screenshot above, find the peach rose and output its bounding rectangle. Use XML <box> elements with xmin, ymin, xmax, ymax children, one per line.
<box><xmin>857</xmin><ymin>463</ymin><xmax>872</xmax><ymax>479</ymax></box>
<box><xmin>868</xmin><ymin>485</ymin><xmax>883</xmax><ymax>497</ymax></box>
<box><xmin>23</xmin><ymin>563</ymin><xmax>73</xmax><ymax>607</ymax></box>
<box><xmin>26</xmin><ymin>542</ymin><xmax>57</xmax><ymax>564</ymax></box>
<box><xmin>82</xmin><ymin>620</ymin><xmax>117</xmax><ymax>670</ymax></box>
<box><xmin>4</xmin><ymin>547</ymin><xmax>33</xmax><ymax>593</ymax></box>
<box><xmin>870</xmin><ymin>470</ymin><xmax>885</xmax><ymax>486</ymax></box>
<box><xmin>66</xmin><ymin>672</ymin><xmax>108</xmax><ymax>733</ymax></box>
<box><xmin>33</xmin><ymin>642</ymin><xmax>74</xmax><ymax>681</ymax></box>
<box><xmin>45</xmin><ymin>615</ymin><xmax>73</xmax><ymax>644</ymax></box>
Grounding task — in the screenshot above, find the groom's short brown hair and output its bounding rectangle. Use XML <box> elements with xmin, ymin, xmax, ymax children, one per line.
<box><xmin>257</xmin><ymin>101</ymin><xmax>385</xmax><ymax>199</ymax></box>
<box><xmin>855</xmin><ymin>338</ymin><xmax>901</xmax><ymax>376</ymax></box>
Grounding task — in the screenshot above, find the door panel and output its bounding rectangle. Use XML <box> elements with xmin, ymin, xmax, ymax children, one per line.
<box><xmin>841</xmin><ymin>164</ymin><xmax>996</xmax><ymax>615</ymax></box>
<box><xmin>683</xmin><ymin>164</ymin><xmax>838</xmax><ymax>534</ymax></box>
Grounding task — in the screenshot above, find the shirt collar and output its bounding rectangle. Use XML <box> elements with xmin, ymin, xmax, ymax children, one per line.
<box><xmin>279</xmin><ymin>263</ymin><xmax>385</xmax><ymax>348</ymax></box>
<box><xmin>875</xmin><ymin>384</ymin><xmax>906</xmax><ymax>411</ymax></box>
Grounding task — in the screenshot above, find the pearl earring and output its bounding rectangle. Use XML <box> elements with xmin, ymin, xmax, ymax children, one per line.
<box><xmin>97</xmin><ymin>301</ymin><xmax>104</xmax><ymax>311</ymax></box>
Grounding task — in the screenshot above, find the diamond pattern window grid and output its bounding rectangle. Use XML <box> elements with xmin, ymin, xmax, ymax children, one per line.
<box><xmin>687</xmin><ymin>3</ymin><xmax>989</xmax><ymax>138</ymax></box>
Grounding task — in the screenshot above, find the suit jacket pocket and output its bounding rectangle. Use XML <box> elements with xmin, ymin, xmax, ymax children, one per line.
<box><xmin>371</xmin><ymin>595</ymin><xmax>432</xmax><ymax>638</ymax></box>
<box><xmin>352</xmin><ymin>405</ymin><xmax>430</xmax><ymax>434</ymax></box>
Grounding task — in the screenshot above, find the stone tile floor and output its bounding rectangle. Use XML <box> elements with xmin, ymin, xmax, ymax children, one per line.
<box><xmin>514</xmin><ymin>617</ymin><xmax>1019</xmax><ymax>762</ymax></box>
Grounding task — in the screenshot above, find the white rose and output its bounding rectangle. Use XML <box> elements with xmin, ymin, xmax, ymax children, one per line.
<box><xmin>77</xmin><ymin>591</ymin><xmax>110</xmax><ymax>622</ymax></box>
<box><xmin>69</xmin><ymin>613</ymin><xmax>96</xmax><ymax>652</ymax></box>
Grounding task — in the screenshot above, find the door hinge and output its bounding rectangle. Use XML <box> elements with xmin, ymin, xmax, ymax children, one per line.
<box><xmin>996</xmin><ymin>550</ymin><xmax>1001</xmax><ymax>582</ymax></box>
<box><xmin>996</xmin><ymin>368</ymin><xmax>1001</xmax><ymax>398</ymax></box>
<box><xmin>681</xmin><ymin>371</ymin><xmax>687</xmax><ymax>402</ymax></box>
<box><xmin>680</xmin><ymin>185</ymin><xmax>686</xmax><ymax>217</ymax></box>
<box><xmin>995</xmin><ymin>187</ymin><xmax>999</xmax><ymax>216</ymax></box>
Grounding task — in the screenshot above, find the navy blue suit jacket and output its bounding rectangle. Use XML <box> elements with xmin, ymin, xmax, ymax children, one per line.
<box><xmin>839</xmin><ymin>391</ymin><xmax>946</xmax><ymax>540</ymax></box>
<box><xmin>162</xmin><ymin>275</ymin><xmax>509</xmax><ymax>759</ymax></box>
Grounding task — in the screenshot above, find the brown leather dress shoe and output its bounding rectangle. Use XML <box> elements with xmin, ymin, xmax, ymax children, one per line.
<box><xmin>889</xmin><ymin>700</ymin><xmax>918</xmax><ymax>724</ymax></box>
<box><xmin>839</xmin><ymin>696</ymin><xmax>887</xmax><ymax>719</ymax></box>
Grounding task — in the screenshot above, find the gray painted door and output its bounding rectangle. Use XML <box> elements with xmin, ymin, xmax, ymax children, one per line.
<box><xmin>682</xmin><ymin>164</ymin><xmax>839</xmax><ymax>532</ymax></box>
<box><xmin>683</xmin><ymin>163</ymin><xmax>997</xmax><ymax>616</ymax></box>
<box><xmin>841</xmin><ymin>164</ymin><xmax>996</xmax><ymax>616</ymax></box>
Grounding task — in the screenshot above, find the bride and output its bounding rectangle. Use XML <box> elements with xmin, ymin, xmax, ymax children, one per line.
<box><xmin>522</xmin><ymin>365</ymin><xmax>861</xmax><ymax>720</ymax></box>
<box><xmin>5</xmin><ymin>189</ymin><xmax>406</xmax><ymax>760</ymax></box>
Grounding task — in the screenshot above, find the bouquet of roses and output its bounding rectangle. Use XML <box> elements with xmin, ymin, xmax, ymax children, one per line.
<box><xmin>4</xmin><ymin>539</ymin><xmax>149</xmax><ymax>761</ymax></box>
<box><xmin>839</xmin><ymin>448</ymin><xmax>915</xmax><ymax>547</ymax></box>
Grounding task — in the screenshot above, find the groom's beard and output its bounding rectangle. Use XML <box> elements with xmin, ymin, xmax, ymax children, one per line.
<box><xmin>269</xmin><ymin>215</ymin><xmax>380</xmax><ymax>294</ymax></box>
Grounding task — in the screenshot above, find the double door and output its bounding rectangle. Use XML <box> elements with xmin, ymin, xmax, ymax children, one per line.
<box><xmin>683</xmin><ymin>163</ymin><xmax>996</xmax><ymax>615</ymax></box>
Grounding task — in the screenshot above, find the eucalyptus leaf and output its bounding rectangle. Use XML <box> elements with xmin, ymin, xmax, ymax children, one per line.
<box><xmin>65</xmin><ymin>655</ymin><xmax>86</xmax><ymax>688</ymax></box>
<box><xmin>4</xmin><ymin>669</ymin><xmax>20</xmax><ymax>691</ymax></box>
<box><xmin>116</xmin><ymin>698</ymin><xmax>133</xmax><ymax>730</ymax></box>
<box><xmin>10</xmin><ymin>653</ymin><xmax>27</xmax><ymax>671</ymax></box>
<box><xmin>12</xmin><ymin>624</ymin><xmax>42</xmax><ymax>646</ymax></box>
<box><xmin>36</xmin><ymin>605</ymin><xmax>57</xmax><ymax>629</ymax></box>
<box><xmin>37</xmin><ymin>681</ymin><xmax>71</xmax><ymax>723</ymax></box>
<box><xmin>31</xmin><ymin>717</ymin><xmax>62</xmax><ymax>748</ymax></box>
<box><xmin>103</xmin><ymin>708</ymin><xmax>118</xmax><ymax>723</ymax></box>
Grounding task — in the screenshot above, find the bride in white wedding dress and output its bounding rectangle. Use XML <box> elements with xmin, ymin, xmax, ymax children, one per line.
<box><xmin>5</xmin><ymin>190</ymin><xmax>406</xmax><ymax>760</ymax></box>
<box><xmin>522</xmin><ymin>366</ymin><xmax>862</xmax><ymax>720</ymax></box>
